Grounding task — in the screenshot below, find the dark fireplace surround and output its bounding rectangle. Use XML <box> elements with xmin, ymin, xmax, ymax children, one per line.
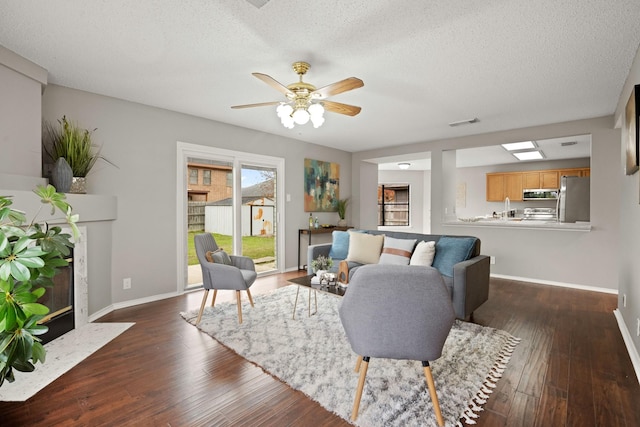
<box><xmin>38</xmin><ymin>253</ymin><xmax>74</xmax><ymax>345</ymax></box>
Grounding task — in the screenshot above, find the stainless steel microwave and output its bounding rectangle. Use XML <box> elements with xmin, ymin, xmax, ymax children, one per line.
<box><xmin>523</xmin><ymin>189</ymin><xmax>559</xmax><ymax>200</ymax></box>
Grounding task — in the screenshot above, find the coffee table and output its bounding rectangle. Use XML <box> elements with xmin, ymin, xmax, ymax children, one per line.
<box><xmin>287</xmin><ymin>275</ymin><xmax>347</xmax><ymax>319</ymax></box>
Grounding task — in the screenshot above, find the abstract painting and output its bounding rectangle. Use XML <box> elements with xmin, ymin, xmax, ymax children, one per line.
<box><xmin>304</xmin><ymin>158</ymin><xmax>339</xmax><ymax>212</ymax></box>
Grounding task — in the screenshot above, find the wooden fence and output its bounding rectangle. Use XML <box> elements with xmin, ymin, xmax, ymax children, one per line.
<box><xmin>188</xmin><ymin>202</ymin><xmax>206</xmax><ymax>231</ymax></box>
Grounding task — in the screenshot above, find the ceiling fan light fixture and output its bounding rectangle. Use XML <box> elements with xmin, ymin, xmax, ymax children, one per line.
<box><xmin>276</xmin><ymin>103</ymin><xmax>293</xmax><ymax>118</ymax></box>
<box><xmin>308</xmin><ymin>102</ymin><xmax>324</xmax><ymax>118</ymax></box>
<box><xmin>292</xmin><ymin>108</ymin><xmax>310</xmax><ymax>125</ymax></box>
<box><xmin>311</xmin><ymin>115</ymin><xmax>325</xmax><ymax>128</ymax></box>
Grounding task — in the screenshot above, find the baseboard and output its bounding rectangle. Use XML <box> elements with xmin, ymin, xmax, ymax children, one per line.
<box><xmin>89</xmin><ymin>291</ymin><xmax>180</xmax><ymax>322</ymax></box>
<box><xmin>614</xmin><ymin>309</ymin><xmax>640</xmax><ymax>385</ymax></box>
<box><xmin>490</xmin><ymin>274</ymin><xmax>617</xmax><ymax>295</ymax></box>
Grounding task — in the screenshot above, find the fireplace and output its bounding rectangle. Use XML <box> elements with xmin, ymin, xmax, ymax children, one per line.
<box><xmin>36</xmin><ymin>226</ymin><xmax>89</xmax><ymax>344</ymax></box>
<box><xmin>38</xmin><ymin>254</ymin><xmax>74</xmax><ymax>345</ymax></box>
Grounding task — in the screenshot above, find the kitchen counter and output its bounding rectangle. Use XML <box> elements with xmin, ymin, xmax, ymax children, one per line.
<box><xmin>444</xmin><ymin>218</ymin><xmax>591</xmax><ymax>231</ymax></box>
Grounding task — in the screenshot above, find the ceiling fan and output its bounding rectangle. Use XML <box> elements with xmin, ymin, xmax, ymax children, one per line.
<box><xmin>231</xmin><ymin>61</ymin><xmax>364</xmax><ymax>129</ymax></box>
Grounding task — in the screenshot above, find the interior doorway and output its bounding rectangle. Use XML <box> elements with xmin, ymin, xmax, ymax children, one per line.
<box><xmin>176</xmin><ymin>142</ymin><xmax>285</xmax><ymax>292</ymax></box>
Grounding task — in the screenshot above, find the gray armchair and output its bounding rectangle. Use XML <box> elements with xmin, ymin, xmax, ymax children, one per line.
<box><xmin>194</xmin><ymin>233</ymin><xmax>257</xmax><ymax>325</ymax></box>
<box><xmin>339</xmin><ymin>264</ymin><xmax>455</xmax><ymax>426</ymax></box>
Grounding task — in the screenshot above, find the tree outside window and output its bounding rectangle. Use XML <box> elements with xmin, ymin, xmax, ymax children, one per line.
<box><xmin>378</xmin><ymin>184</ymin><xmax>410</xmax><ymax>226</ymax></box>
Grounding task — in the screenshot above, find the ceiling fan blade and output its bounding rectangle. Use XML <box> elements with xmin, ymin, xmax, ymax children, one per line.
<box><xmin>231</xmin><ymin>101</ymin><xmax>281</xmax><ymax>109</ymax></box>
<box><xmin>312</xmin><ymin>77</ymin><xmax>364</xmax><ymax>99</ymax></box>
<box><xmin>323</xmin><ymin>100</ymin><xmax>362</xmax><ymax>116</ymax></box>
<box><xmin>252</xmin><ymin>73</ymin><xmax>294</xmax><ymax>96</ymax></box>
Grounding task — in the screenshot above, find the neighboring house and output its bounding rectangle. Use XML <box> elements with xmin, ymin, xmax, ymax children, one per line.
<box><xmin>205</xmin><ymin>179</ymin><xmax>275</xmax><ymax>236</ymax></box>
<box><xmin>187</xmin><ymin>161</ymin><xmax>232</xmax><ymax>202</ymax></box>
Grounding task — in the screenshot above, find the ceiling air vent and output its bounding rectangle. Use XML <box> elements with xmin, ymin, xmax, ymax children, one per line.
<box><xmin>246</xmin><ymin>0</ymin><xmax>270</xmax><ymax>8</ymax></box>
<box><xmin>561</xmin><ymin>141</ymin><xmax>577</xmax><ymax>146</ymax></box>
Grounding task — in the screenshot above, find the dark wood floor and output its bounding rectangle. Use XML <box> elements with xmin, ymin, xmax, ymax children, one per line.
<box><xmin>1</xmin><ymin>272</ymin><xmax>639</xmax><ymax>426</ymax></box>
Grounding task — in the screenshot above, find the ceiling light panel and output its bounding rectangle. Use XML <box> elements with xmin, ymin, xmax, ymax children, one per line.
<box><xmin>513</xmin><ymin>151</ymin><xmax>544</xmax><ymax>161</ymax></box>
<box><xmin>502</xmin><ymin>141</ymin><xmax>536</xmax><ymax>151</ymax></box>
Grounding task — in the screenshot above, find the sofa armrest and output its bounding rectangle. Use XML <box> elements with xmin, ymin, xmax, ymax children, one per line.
<box><xmin>452</xmin><ymin>255</ymin><xmax>490</xmax><ymax>320</ymax></box>
<box><xmin>307</xmin><ymin>243</ymin><xmax>332</xmax><ymax>274</ymax></box>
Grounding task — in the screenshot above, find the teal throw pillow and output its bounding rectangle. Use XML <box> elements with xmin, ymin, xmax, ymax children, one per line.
<box><xmin>431</xmin><ymin>236</ymin><xmax>477</xmax><ymax>277</ymax></box>
<box><xmin>329</xmin><ymin>230</ymin><xmax>350</xmax><ymax>260</ymax></box>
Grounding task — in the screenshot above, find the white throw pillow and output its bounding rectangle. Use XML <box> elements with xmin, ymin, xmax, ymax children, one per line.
<box><xmin>345</xmin><ymin>232</ymin><xmax>384</xmax><ymax>265</ymax></box>
<box><xmin>379</xmin><ymin>236</ymin><xmax>417</xmax><ymax>265</ymax></box>
<box><xmin>409</xmin><ymin>240</ymin><xmax>436</xmax><ymax>266</ymax></box>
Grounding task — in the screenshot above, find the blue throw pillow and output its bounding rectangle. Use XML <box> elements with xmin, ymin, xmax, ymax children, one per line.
<box><xmin>329</xmin><ymin>230</ymin><xmax>350</xmax><ymax>260</ymax></box>
<box><xmin>431</xmin><ymin>236</ymin><xmax>477</xmax><ymax>277</ymax></box>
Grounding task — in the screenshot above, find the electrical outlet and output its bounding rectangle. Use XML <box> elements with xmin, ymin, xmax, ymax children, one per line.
<box><xmin>123</xmin><ymin>278</ymin><xmax>131</xmax><ymax>290</ymax></box>
<box><xmin>623</xmin><ymin>294</ymin><xmax>627</xmax><ymax>307</ymax></box>
<box><xmin>490</xmin><ymin>256</ymin><xmax>496</xmax><ymax>265</ymax></box>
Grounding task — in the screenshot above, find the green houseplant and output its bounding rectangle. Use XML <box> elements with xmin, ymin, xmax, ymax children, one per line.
<box><xmin>44</xmin><ymin>116</ymin><xmax>113</xmax><ymax>193</ymax></box>
<box><xmin>336</xmin><ymin>198</ymin><xmax>349</xmax><ymax>226</ymax></box>
<box><xmin>0</xmin><ymin>185</ymin><xmax>78</xmax><ymax>387</ymax></box>
<box><xmin>311</xmin><ymin>254</ymin><xmax>333</xmax><ymax>273</ymax></box>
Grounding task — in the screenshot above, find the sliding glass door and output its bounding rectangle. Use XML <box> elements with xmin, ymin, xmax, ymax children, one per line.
<box><xmin>177</xmin><ymin>143</ymin><xmax>284</xmax><ymax>291</ymax></box>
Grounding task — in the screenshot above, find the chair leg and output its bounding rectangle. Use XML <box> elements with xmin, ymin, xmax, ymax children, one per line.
<box><xmin>210</xmin><ymin>289</ymin><xmax>218</xmax><ymax>307</ymax></box>
<box><xmin>196</xmin><ymin>290</ymin><xmax>209</xmax><ymax>325</ymax></box>
<box><xmin>246</xmin><ymin>289</ymin><xmax>254</xmax><ymax>307</ymax></box>
<box><xmin>423</xmin><ymin>361</ymin><xmax>444</xmax><ymax>427</ymax></box>
<box><xmin>354</xmin><ymin>355</ymin><xmax>363</xmax><ymax>373</ymax></box>
<box><xmin>236</xmin><ymin>290</ymin><xmax>243</xmax><ymax>324</ymax></box>
<box><xmin>351</xmin><ymin>356</ymin><xmax>369</xmax><ymax>421</ymax></box>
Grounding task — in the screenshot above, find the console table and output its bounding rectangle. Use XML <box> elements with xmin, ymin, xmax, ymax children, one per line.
<box><xmin>297</xmin><ymin>226</ymin><xmax>351</xmax><ymax>270</ymax></box>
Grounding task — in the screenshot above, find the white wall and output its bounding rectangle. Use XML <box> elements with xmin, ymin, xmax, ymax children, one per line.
<box><xmin>353</xmin><ymin>116</ymin><xmax>620</xmax><ymax>292</ymax></box>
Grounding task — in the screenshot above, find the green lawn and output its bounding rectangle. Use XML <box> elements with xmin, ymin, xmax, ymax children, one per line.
<box><xmin>187</xmin><ymin>231</ymin><xmax>275</xmax><ymax>265</ymax></box>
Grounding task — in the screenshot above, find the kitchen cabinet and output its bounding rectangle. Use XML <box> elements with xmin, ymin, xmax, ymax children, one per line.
<box><xmin>522</xmin><ymin>171</ymin><xmax>559</xmax><ymax>189</ymax></box>
<box><xmin>486</xmin><ymin>173</ymin><xmax>522</xmax><ymax>201</ymax></box>
<box><xmin>486</xmin><ymin>167</ymin><xmax>589</xmax><ymax>201</ymax></box>
<box><xmin>486</xmin><ymin>174</ymin><xmax>505</xmax><ymax>201</ymax></box>
<box><xmin>504</xmin><ymin>174</ymin><xmax>523</xmax><ymax>201</ymax></box>
<box><xmin>540</xmin><ymin>171</ymin><xmax>559</xmax><ymax>188</ymax></box>
<box><xmin>558</xmin><ymin>168</ymin><xmax>590</xmax><ymax>178</ymax></box>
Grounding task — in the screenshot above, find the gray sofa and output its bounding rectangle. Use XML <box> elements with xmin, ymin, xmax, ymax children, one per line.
<box><xmin>307</xmin><ymin>229</ymin><xmax>490</xmax><ymax>321</ymax></box>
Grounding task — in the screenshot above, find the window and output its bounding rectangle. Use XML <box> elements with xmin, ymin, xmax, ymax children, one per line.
<box><xmin>226</xmin><ymin>172</ymin><xmax>233</xmax><ymax>187</ymax></box>
<box><xmin>378</xmin><ymin>184</ymin><xmax>410</xmax><ymax>226</ymax></box>
<box><xmin>189</xmin><ymin>168</ymin><xmax>198</xmax><ymax>185</ymax></box>
<box><xmin>203</xmin><ymin>170</ymin><xmax>211</xmax><ymax>185</ymax></box>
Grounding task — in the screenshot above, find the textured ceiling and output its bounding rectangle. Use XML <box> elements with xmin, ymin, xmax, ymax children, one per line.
<box><xmin>1</xmin><ymin>1</ymin><xmax>639</xmax><ymax>153</ymax></box>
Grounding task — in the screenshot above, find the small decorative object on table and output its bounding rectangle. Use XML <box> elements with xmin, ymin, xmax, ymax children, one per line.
<box><xmin>311</xmin><ymin>255</ymin><xmax>333</xmax><ymax>274</ymax></box>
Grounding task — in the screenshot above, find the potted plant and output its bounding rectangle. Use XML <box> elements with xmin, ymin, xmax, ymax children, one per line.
<box><xmin>311</xmin><ymin>254</ymin><xmax>333</xmax><ymax>277</ymax></box>
<box><xmin>0</xmin><ymin>185</ymin><xmax>78</xmax><ymax>387</ymax></box>
<box><xmin>336</xmin><ymin>198</ymin><xmax>349</xmax><ymax>226</ymax></box>
<box><xmin>43</xmin><ymin>116</ymin><xmax>113</xmax><ymax>194</ymax></box>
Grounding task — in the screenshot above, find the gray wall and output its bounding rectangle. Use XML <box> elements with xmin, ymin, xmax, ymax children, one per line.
<box><xmin>41</xmin><ymin>84</ymin><xmax>352</xmax><ymax>308</ymax></box>
<box><xmin>615</xmin><ymin>44</ymin><xmax>640</xmax><ymax>356</ymax></box>
<box><xmin>0</xmin><ymin>46</ymin><xmax>45</xmax><ymax>178</ymax></box>
<box><xmin>353</xmin><ymin>116</ymin><xmax>620</xmax><ymax>292</ymax></box>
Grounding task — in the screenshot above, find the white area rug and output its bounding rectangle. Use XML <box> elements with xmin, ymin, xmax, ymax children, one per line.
<box><xmin>181</xmin><ymin>286</ymin><xmax>520</xmax><ymax>426</ymax></box>
<box><xmin>0</xmin><ymin>322</ymin><xmax>134</xmax><ymax>402</ymax></box>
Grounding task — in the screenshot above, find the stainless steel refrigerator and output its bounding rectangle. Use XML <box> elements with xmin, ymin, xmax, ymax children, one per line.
<box><xmin>558</xmin><ymin>176</ymin><xmax>590</xmax><ymax>222</ymax></box>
